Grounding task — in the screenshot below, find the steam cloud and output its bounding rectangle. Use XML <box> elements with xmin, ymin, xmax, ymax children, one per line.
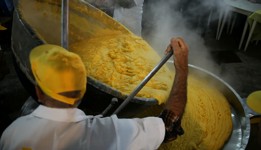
<box><xmin>142</xmin><ymin>0</ymin><xmax>229</xmax><ymax>75</ymax></box>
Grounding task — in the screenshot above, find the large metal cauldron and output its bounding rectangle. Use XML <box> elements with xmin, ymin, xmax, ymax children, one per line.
<box><xmin>11</xmin><ymin>0</ymin><xmax>158</xmax><ymax>117</ymax></box>
<box><xmin>11</xmin><ymin>0</ymin><xmax>251</xmax><ymax>149</ymax></box>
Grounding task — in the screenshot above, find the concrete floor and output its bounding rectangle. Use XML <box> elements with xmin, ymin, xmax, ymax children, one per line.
<box><xmin>1</xmin><ymin>12</ymin><xmax>261</xmax><ymax>150</ymax></box>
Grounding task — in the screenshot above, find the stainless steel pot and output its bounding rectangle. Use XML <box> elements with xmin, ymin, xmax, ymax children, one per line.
<box><xmin>11</xmin><ymin>0</ymin><xmax>158</xmax><ymax>117</ymax></box>
<box><xmin>185</xmin><ymin>64</ymin><xmax>251</xmax><ymax>150</ymax></box>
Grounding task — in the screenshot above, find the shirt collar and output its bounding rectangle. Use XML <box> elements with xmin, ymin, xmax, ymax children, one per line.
<box><xmin>32</xmin><ymin>105</ymin><xmax>90</xmax><ymax>122</ymax></box>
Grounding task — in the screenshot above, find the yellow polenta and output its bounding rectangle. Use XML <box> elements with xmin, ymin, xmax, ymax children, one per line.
<box><xmin>19</xmin><ymin>0</ymin><xmax>173</xmax><ymax>104</ymax></box>
<box><xmin>138</xmin><ymin>75</ymin><xmax>232</xmax><ymax>150</ymax></box>
<box><xmin>70</xmin><ymin>34</ymin><xmax>174</xmax><ymax>103</ymax></box>
<box><xmin>19</xmin><ymin>0</ymin><xmax>232</xmax><ymax>149</ymax></box>
<box><xmin>159</xmin><ymin>75</ymin><xmax>232</xmax><ymax>150</ymax></box>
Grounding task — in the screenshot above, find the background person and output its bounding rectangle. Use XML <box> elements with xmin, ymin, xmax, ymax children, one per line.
<box><xmin>85</xmin><ymin>0</ymin><xmax>144</xmax><ymax>36</ymax></box>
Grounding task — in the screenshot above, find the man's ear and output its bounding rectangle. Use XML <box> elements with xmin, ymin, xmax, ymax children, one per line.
<box><xmin>35</xmin><ymin>86</ymin><xmax>44</xmax><ymax>103</ymax></box>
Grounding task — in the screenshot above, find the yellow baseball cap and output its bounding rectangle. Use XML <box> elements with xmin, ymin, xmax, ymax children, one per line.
<box><xmin>30</xmin><ymin>44</ymin><xmax>87</xmax><ymax>105</ymax></box>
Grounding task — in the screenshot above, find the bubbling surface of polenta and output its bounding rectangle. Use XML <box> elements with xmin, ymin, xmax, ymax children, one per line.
<box><xmin>162</xmin><ymin>75</ymin><xmax>232</xmax><ymax>150</ymax></box>
<box><xmin>139</xmin><ymin>75</ymin><xmax>233</xmax><ymax>150</ymax></box>
<box><xmin>70</xmin><ymin>34</ymin><xmax>174</xmax><ymax>104</ymax></box>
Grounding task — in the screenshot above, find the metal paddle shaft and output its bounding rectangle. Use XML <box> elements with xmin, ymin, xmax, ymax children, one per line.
<box><xmin>113</xmin><ymin>50</ymin><xmax>174</xmax><ymax>115</ymax></box>
<box><xmin>101</xmin><ymin>98</ymin><xmax>118</xmax><ymax>116</ymax></box>
<box><xmin>61</xmin><ymin>0</ymin><xmax>69</xmax><ymax>49</ymax></box>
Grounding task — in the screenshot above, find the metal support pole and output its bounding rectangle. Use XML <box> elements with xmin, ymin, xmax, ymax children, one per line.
<box><xmin>61</xmin><ymin>0</ymin><xmax>69</xmax><ymax>49</ymax></box>
<box><xmin>244</xmin><ymin>20</ymin><xmax>257</xmax><ymax>52</ymax></box>
<box><xmin>238</xmin><ymin>19</ymin><xmax>249</xmax><ymax>50</ymax></box>
<box><xmin>216</xmin><ymin>10</ymin><xmax>224</xmax><ymax>40</ymax></box>
<box><xmin>218</xmin><ymin>9</ymin><xmax>229</xmax><ymax>40</ymax></box>
<box><xmin>230</xmin><ymin>13</ymin><xmax>237</xmax><ymax>35</ymax></box>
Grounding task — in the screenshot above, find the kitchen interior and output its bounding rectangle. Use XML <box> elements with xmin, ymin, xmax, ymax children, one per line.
<box><xmin>0</xmin><ymin>0</ymin><xmax>261</xmax><ymax>149</ymax></box>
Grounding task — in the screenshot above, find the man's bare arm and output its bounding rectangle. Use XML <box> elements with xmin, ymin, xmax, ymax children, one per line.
<box><xmin>165</xmin><ymin>37</ymin><xmax>188</xmax><ymax>116</ymax></box>
<box><xmin>160</xmin><ymin>37</ymin><xmax>189</xmax><ymax>142</ymax></box>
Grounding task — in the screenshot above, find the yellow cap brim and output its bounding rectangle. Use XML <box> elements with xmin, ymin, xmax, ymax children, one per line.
<box><xmin>0</xmin><ymin>25</ymin><xmax>7</xmax><ymax>30</ymax></box>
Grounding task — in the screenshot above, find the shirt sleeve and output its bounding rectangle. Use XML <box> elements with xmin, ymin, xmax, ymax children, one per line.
<box><xmin>0</xmin><ymin>120</ymin><xmax>16</xmax><ymax>150</ymax></box>
<box><xmin>111</xmin><ymin>115</ymin><xmax>165</xmax><ymax>150</ymax></box>
<box><xmin>0</xmin><ymin>131</ymin><xmax>6</xmax><ymax>150</ymax></box>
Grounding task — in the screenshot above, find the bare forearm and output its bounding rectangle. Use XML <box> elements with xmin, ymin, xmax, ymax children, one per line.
<box><xmin>159</xmin><ymin>37</ymin><xmax>189</xmax><ymax>143</ymax></box>
<box><xmin>165</xmin><ymin>71</ymin><xmax>188</xmax><ymax>117</ymax></box>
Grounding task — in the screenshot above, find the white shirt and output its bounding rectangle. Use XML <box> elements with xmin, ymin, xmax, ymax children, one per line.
<box><xmin>0</xmin><ymin>105</ymin><xmax>165</xmax><ymax>150</ymax></box>
<box><xmin>113</xmin><ymin>0</ymin><xmax>144</xmax><ymax>36</ymax></box>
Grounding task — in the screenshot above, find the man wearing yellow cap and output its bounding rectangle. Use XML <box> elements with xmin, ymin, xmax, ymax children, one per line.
<box><xmin>0</xmin><ymin>37</ymin><xmax>188</xmax><ymax>150</ymax></box>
